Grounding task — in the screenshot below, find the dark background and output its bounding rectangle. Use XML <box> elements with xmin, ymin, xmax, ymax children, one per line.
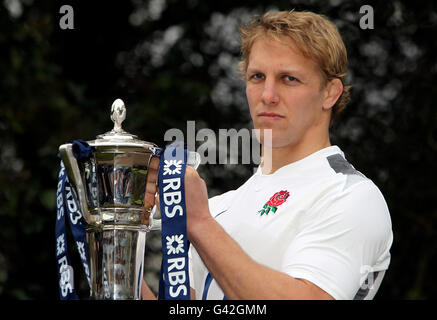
<box><xmin>0</xmin><ymin>0</ymin><xmax>436</xmax><ymax>299</ymax></box>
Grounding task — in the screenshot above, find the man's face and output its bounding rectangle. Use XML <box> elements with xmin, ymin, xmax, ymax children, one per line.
<box><xmin>246</xmin><ymin>35</ymin><xmax>329</xmax><ymax>149</ymax></box>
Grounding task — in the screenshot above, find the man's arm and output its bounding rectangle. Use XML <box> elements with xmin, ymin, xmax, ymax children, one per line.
<box><xmin>190</xmin><ymin>288</ymin><xmax>196</xmax><ymax>300</ymax></box>
<box><xmin>184</xmin><ymin>167</ymin><xmax>333</xmax><ymax>300</ymax></box>
<box><xmin>141</xmin><ymin>279</ymin><xmax>157</xmax><ymax>300</ymax></box>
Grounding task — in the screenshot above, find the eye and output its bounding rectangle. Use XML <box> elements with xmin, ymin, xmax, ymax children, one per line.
<box><xmin>248</xmin><ymin>73</ymin><xmax>264</xmax><ymax>81</ymax></box>
<box><xmin>283</xmin><ymin>75</ymin><xmax>298</xmax><ymax>83</ymax></box>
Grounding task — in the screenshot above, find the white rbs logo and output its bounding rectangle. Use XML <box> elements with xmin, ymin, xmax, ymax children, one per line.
<box><xmin>58</xmin><ymin>257</ymin><xmax>74</xmax><ymax>296</ymax></box>
<box><xmin>162</xmin><ymin>159</ymin><xmax>184</xmax><ymax>219</ymax></box>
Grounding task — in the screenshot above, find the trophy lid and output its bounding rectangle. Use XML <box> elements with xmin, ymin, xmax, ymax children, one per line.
<box><xmin>89</xmin><ymin>98</ymin><xmax>157</xmax><ymax>149</ymax></box>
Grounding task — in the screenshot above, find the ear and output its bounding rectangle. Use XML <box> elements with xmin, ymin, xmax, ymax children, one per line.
<box><xmin>322</xmin><ymin>78</ymin><xmax>343</xmax><ymax>111</ymax></box>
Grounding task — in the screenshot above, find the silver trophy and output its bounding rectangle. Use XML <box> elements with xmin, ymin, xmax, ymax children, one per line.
<box><xmin>58</xmin><ymin>98</ymin><xmax>199</xmax><ymax>299</ymax></box>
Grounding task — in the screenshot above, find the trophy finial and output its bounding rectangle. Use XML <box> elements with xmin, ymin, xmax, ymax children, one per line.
<box><xmin>97</xmin><ymin>98</ymin><xmax>138</xmax><ymax>140</ymax></box>
<box><xmin>110</xmin><ymin>99</ymin><xmax>126</xmax><ymax>133</ymax></box>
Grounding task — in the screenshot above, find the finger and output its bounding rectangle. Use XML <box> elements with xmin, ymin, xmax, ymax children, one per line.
<box><xmin>185</xmin><ymin>165</ymin><xmax>197</xmax><ymax>177</ymax></box>
<box><xmin>144</xmin><ymin>156</ymin><xmax>160</xmax><ymax>210</ymax></box>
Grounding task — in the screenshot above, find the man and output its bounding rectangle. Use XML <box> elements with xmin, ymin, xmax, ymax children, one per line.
<box><xmin>142</xmin><ymin>10</ymin><xmax>393</xmax><ymax>300</ymax></box>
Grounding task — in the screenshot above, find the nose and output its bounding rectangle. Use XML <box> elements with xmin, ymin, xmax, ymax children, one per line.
<box><xmin>260</xmin><ymin>79</ymin><xmax>280</xmax><ymax>106</ymax></box>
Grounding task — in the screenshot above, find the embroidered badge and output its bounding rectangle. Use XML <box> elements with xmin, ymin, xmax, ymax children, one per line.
<box><xmin>258</xmin><ymin>190</ymin><xmax>290</xmax><ymax>216</ymax></box>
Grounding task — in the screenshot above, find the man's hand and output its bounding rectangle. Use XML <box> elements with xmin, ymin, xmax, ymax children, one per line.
<box><xmin>142</xmin><ymin>155</ymin><xmax>160</xmax><ymax>225</ymax></box>
<box><xmin>183</xmin><ymin>166</ymin><xmax>213</xmax><ymax>241</ymax></box>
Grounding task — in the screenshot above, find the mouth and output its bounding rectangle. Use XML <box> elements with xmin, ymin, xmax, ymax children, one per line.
<box><xmin>257</xmin><ymin>112</ymin><xmax>285</xmax><ymax>120</ymax></box>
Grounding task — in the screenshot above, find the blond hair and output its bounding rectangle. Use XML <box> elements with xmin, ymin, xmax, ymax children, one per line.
<box><xmin>239</xmin><ymin>10</ymin><xmax>351</xmax><ymax>121</ymax></box>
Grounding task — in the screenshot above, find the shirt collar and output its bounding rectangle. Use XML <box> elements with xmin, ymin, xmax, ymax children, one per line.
<box><xmin>254</xmin><ymin>145</ymin><xmax>344</xmax><ymax>177</ymax></box>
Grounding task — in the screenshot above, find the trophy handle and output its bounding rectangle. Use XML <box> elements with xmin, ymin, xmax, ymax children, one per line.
<box><xmin>59</xmin><ymin>143</ymin><xmax>91</xmax><ymax>224</ymax></box>
<box><xmin>148</xmin><ymin>146</ymin><xmax>201</xmax><ymax>169</ymax></box>
<box><xmin>187</xmin><ymin>150</ymin><xmax>201</xmax><ymax>170</ymax></box>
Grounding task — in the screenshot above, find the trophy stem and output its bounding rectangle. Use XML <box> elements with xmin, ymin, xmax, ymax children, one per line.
<box><xmin>87</xmin><ymin>225</ymin><xmax>146</xmax><ymax>300</ymax></box>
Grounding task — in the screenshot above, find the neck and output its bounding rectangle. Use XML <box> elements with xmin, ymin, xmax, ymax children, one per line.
<box><xmin>260</xmin><ymin>133</ymin><xmax>331</xmax><ymax>174</ymax></box>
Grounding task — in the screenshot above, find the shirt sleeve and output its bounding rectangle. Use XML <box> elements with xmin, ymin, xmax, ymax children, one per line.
<box><xmin>281</xmin><ymin>180</ymin><xmax>393</xmax><ymax>300</ymax></box>
<box><xmin>188</xmin><ymin>192</ymin><xmax>235</xmax><ymax>298</ymax></box>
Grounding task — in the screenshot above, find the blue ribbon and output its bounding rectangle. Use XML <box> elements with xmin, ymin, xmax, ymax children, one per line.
<box><xmin>157</xmin><ymin>141</ymin><xmax>191</xmax><ymax>300</ymax></box>
<box><xmin>55</xmin><ymin>140</ymin><xmax>93</xmax><ymax>300</ymax></box>
<box><xmin>72</xmin><ymin>139</ymin><xmax>95</xmax><ymax>161</ymax></box>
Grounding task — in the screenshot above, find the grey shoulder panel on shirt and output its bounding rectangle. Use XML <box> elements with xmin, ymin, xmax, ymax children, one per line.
<box><xmin>353</xmin><ymin>271</ymin><xmax>382</xmax><ymax>300</ymax></box>
<box><xmin>326</xmin><ymin>153</ymin><xmax>368</xmax><ymax>190</ymax></box>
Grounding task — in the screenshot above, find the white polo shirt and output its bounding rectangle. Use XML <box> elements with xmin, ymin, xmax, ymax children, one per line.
<box><xmin>188</xmin><ymin>145</ymin><xmax>393</xmax><ymax>300</ymax></box>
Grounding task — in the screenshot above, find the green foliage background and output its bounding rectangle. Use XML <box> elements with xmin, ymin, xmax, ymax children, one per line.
<box><xmin>0</xmin><ymin>0</ymin><xmax>436</xmax><ymax>299</ymax></box>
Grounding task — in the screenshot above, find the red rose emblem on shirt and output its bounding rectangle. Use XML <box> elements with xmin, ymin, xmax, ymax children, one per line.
<box><xmin>258</xmin><ymin>190</ymin><xmax>290</xmax><ymax>216</ymax></box>
<box><xmin>267</xmin><ymin>190</ymin><xmax>290</xmax><ymax>207</ymax></box>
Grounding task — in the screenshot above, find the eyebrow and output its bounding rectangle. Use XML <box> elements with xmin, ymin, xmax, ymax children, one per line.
<box><xmin>246</xmin><ymin>65</ymin><xmax>307</xmax><ymax>80</ymax></box>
